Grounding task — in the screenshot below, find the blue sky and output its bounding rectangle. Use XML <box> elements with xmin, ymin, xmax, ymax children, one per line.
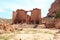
<box><xmin>0</xmin><ymin>0</ymin><xmax>55</xmax><ymax>19</ymax></box>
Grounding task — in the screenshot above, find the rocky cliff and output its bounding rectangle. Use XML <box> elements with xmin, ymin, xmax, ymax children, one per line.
<box><xmin>47</xmin><ymin>0</ymin><xmax>60</xmax><ymax>17</ymax></box>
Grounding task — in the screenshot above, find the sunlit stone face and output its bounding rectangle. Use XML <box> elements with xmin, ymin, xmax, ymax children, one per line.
<box><xmin>56</xmin><ymin>0</ymin><xmax>60</xmax><ymax>3</ymax></box>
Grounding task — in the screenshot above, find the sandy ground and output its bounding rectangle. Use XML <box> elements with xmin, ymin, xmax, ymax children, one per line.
<box><xmin>0</xmin><ymin>28</ymin><xmax>60</xmax><ymax>40</ymax></box>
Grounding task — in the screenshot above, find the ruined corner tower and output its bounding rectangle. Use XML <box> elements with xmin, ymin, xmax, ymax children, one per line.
<box><xmin>12</xmin><ymin>9</ymin><xmax>27</xmax><ymax>24</ymax></box>
<box><xmin>31</xmin><ymin>8</ymin><xmax>41</xmax><ymax>24</ymax></box>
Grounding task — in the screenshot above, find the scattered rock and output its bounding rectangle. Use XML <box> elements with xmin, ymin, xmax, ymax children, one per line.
<box><xmin>0</xmin><ymin>23</ymin><xmax>15</xmax><ymax>32</ymax></box>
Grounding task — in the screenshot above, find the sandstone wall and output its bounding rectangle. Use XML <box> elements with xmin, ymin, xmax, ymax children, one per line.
<box><xmin>12</xmin><ymin>9</ymin><xmax>27</xmax><ymax>24</ymax></box>
<box><xmin>12</xmin><ymin>8</ymin><xmax>41</xmax><ymax>24</ymax></box>
<box><xmin>31</xmin><ymin>8</ymin><xmax>41</xmax><ymax>24</ymax></box>
<box><xmin>12</xmin><ymin>11</ymin><xmax>17</xmax><ymax>24</ymax></box>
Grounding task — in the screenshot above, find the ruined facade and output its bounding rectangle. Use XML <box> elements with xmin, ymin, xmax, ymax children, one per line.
<box><xmin>12</xmin><ymin>8</ymin><xmax>41</xmax><ymax>24</ymax></box>
<box><xmin>26</xmin><ymin>15</ymin><xmax>31</xmax><ymax>24</ymax></box>
<box><xmin>47</xmin><ymin>0</ymin><xmax>60</xmax><ymax>17</ymax></box>
<box><xmin>31</xmin><ymin>8</ymin><xmax>41</xmax><ymax>24</ymax></box>
<box><xmin>12</xmin><ymin>11</ymin><xmax>17</xmax><ymax>24</ymax></box>
<box><xmin>12</xmin><ymin>9</ymin><xmax>27</xmax><ymax>24</ymax></box>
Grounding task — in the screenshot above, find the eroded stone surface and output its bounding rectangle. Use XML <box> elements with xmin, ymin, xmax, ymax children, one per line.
<box><xmin>47</xmin><ymin>0</ymin><xmax>60</xmax><ymax>17</ymax></box>
<box><xmin>12</xmin><ymin>8</ymin><xmax>41</xmax><ymax>24</ymax></box>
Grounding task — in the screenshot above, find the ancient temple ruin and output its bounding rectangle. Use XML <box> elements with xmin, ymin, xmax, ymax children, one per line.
<box><xmin>12</xmin><ymin>8</ymin><xmax>41</xmax><ymax>24</ymax></box>
<box><xmin>31</xmin><ymin>8</ymin><xmax>41</xmax><ymax>24</ymax></box>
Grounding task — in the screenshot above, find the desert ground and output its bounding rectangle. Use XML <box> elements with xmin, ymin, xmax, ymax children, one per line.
<box><xmin>0</xmin><ymin>28</ymin><xmax>60</xmax><ymax>40</ymax></box>
<box><xmin>0</xmin><ymin>18</ymin><xmax>60</xmax><ymax>40</ymax></box>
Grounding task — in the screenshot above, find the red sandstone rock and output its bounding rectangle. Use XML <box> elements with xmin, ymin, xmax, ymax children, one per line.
<box><xmin>47</xmin><ymin>0</ymin><xmax>60</xmax><ymax>17</ymax></box>
<box><xmin>4</xmin><ymin>24</ymin><xmax>15</xmax><ymax>31</ymax></box>
<box><xmin>45</xmin><ymin>20</ymin><xmax>55</xmax><ymax>28</ymax></box>
<box><xmin>0</xmin><ymin>23</ymin><xmax>15</xmax><ymax>31</ymax></box>
<box><xmin>54</xmin><ymin>19</ymin><xmax>60</xmax><ymax>29</ymax></box>
<box><xmin>0</xmin><ymin>23</ymin><xmax>4</xmax><ymax>30</ymax></box>
<box><xmin>44</xmin><ymin>18</ymin><xmax>60</xmax><ymax>29</ymax></box>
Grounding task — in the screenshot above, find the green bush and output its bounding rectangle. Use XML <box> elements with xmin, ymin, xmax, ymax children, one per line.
<box><xmin>53</xmin><ymin>10</ymin><xmax>60</xmax><ymax>18</ymax></box>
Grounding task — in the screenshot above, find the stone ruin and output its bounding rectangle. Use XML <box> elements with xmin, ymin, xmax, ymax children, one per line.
<box><xmin>31</xmin><ymin>8</ymin><xmax>41</xmax><ymax>24</ymax></box>
<box><xmin>12</xmin><ymin>8</ymin><xmax>41</xmax><ymax>24</ymax></box>
<box><xmin>12</xmin><ymin>9</ymin><xmax>27</xmax><ymax>24</ymax></box>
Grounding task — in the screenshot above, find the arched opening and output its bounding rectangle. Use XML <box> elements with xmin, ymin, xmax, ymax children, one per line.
<box><xmin>26</xmin><ymin>12</ymin><xmax>31</xmax><ymax>24</ymax></box>
<box><xmin>27</xmin><ymin>12</ymin><xmax>31</xmax><ymax>16</ymax></box>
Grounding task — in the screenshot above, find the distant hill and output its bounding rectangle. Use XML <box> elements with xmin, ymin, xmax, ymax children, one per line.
<box><xmin>0</xmin><ymin>18</ymin><xmax>12</xmax><ymax>24</ymax></box>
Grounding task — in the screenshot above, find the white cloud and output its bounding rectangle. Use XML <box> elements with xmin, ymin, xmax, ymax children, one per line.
<box><xmin>2</xmin><ymin>0</ymin><xmax>54</xmax><ymax>11</ymax></box>
<box><xmin>27</xmin><ymin>12</ymin><xmax>31</xmax><ymax>16</ymax></box>
<box><xmin>0</xmin><ymin>8</ymin><xmax>5</xmax><ymax>12</ymax></box>
<box><xmin>0</xmin><ymin>0</ymin><xmax>55</xmax><ymax>18</ymax></box>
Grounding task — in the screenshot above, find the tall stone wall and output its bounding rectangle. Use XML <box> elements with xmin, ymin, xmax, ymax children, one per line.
<box><xmin>12</xmin><ymin>11</ymin><xmax>17</xmax><ymax>24</ymax></box>
<box><xmin>31</xmin><ymin>8</ymin><xmax>41</xmax><ymax>24</ymax></box>
<box><xmin>12</xmin><ymin>9</ymin><xmax>27</xmax><ymax>24</ymax></box>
